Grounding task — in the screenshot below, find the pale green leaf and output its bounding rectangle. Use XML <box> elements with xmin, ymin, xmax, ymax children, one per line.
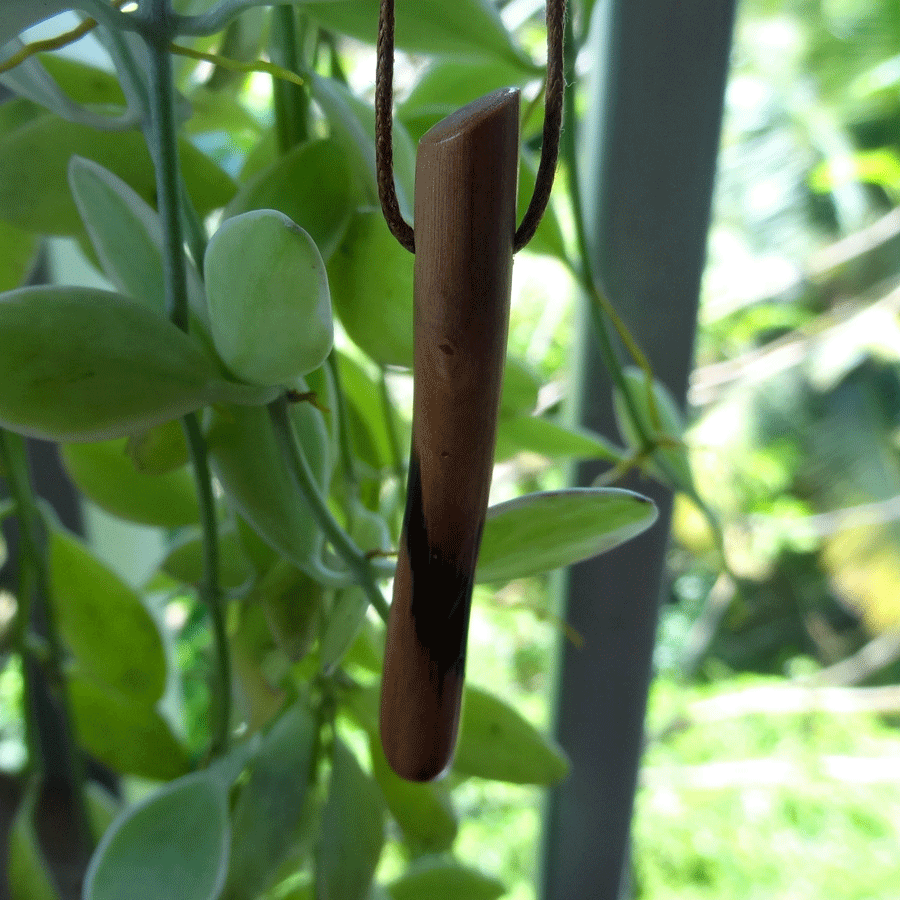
<box><xmin>0</xmin><ymin>220</ymin><xmax>38</xmax><ymax>292</ymax></box>
<box><xmin>223</xmin><ymin>703</ymin><xmax>318</xmax><ymax>899</ymax></box>
<box><xmin>494</xmin><ymin>415</ymin><xmax>623</xmax><ymax>463</ymax></box>
<box><xmin>0</xmin><ymin>286</ymin><xmax>272</xmax><ymax>443</ymax></box>
<box><xmin>205</xmin><ymin>210</ymin><xmax>333</xmax><ymax>386</ymax></box>
<box><xmin>84</xmin><ymin>773</ymin><xmax>229</xmax><ymax>900</ymax></box>
<box><xmin>476</xmin><ymin>488</ymin><xmax>658</xmax><ymax>584</ymax></box>
<box><xmin>315</xmin><ymin>737</ymin><xmax>385</xmax><ymax>900</ymax></box>
<box><xmin>386</xmin><ymin>857</ymin><xmax>506</xmax><ymax>900</ymax></box>
<box><xmin>453</xmin><ymin>684</ymin><xmax>568</xmax><ymax>785</ymax></box>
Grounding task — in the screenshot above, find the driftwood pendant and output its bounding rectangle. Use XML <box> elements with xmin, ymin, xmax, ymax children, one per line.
<box><xmin>380</xmin><ymin>88</ymin><xmax>520</xmax><ymax>781</ymax></box>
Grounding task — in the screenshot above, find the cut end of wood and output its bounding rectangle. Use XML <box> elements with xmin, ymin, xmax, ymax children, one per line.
<box><xmin>419</xmin><ymin>87</ymin><xmax>521</xmax><ymax>148</ymax></box>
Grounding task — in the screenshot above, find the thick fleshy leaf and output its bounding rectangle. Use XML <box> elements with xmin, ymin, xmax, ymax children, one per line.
<box><xmin>207</xmin><ymin>400</ymin><xmax>329</xmax><ymax>573</ymax></box>
<box><xmin>223</xmin><ymin>703</ymin><xmax>317</xmax><ymax>900</ymax></box>
<box><xmin>336</xmin><ymin>352</ymin><xmax>395</xmax><ymax>472</ymax></box>
<box><xmin>310</xmin><ymin>75</ymin><xmax>416</xmax><ymax>220</ymax></box>
<box><xmin>0</xmin><ymin>113</ymin><xmax>235</xmax><ymax>235</ymax></box>
<box><xmin>61</xmin><ymin>438</ymin><xmax>200</xmax><ymax>528</ymax></box>
<box><xmin>225</xmin><ymin>138</ymin><xmax>354</xmax><ymax>261</ymax></box>
<box><xmin>613</xmin><ymin>366</ymin><xmax>694</xmax><ymax>489</ymax></box>
<box><xmin>475</xmin><ymin>488</ymin><xmax>658</xmax><ymax>584</ymax></box>
<box><xmin>328</xmin><ymin>210</ymin><xmax>414</xmax><ymax>368</ymax></box>
<box><xmin>315</xmin><ymin>737</ymin><xmax>385</xmax><ymax>900</ymax></box>
<box><xmin>69</xmin><ymin>677</ymin><xmax>190</xmax><ymax>781</ymax></box>
<box><xmin>205</xmin><ymin>210</ymin><xmax>333</xmax><ymax>386</ymax></box>
<box><xmin>386</xmin><ymin>858</ymin><xmax>506</xmax><ymax>900</ymax></box>
<box><xmin>0</xmin><ymin>221</ymin><xmax>38</xmax><ymax>292</ymax></box>
<box><xmin>258</xmin><ymin>561</ymin><xmax>322</xmax><ymax>662</ymax></box>
<box><xmin>494</xmin><ymin>415</ymin><xmax>623</xmax><ymax>463</ymax></box>
<box><xmin>306</xmin><ymin>0</ymin><xmax>531</xmax><ymax>70</ymax></box>
<box><xmin>84</xmin><ymin>773</ymin><xmax>229</xmax><ymax>900</ymax></box>
<box><xmin>453</xmin><ymin>684</ymin><xmax>568</xmax><ymax>785</ymax></box>
<box><xmin>69</xmin><ymin>156</ymin><xmax>205</xmax><ymax>318</ymax></box>
<box><xmin>368</xmin><ymin>735</ymin><xmax>458</xmax><ymax>855</ymax></box>
<box><xmin>0</xmin><ymin>286</ymin><xmax>274</xmax><ymax>443</ymax></box>
<box><xmin>49</xmin><ymin>530</ymin><xmax>166</xmax><ymax>702</ymax></box>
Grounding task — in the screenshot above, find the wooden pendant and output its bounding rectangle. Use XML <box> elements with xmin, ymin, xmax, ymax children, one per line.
<box><xmin>379</xmin><ymin>88</ymin><xmax>520</xmax><ymax>782</ymax></box>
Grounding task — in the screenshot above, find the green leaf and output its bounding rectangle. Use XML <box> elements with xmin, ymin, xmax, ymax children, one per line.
<box><xmin>517</xmin><ymin>153</ymin><xmax>568</xmax><ymax>260</ymax></box>
<box><xmin>61</xmin><ymin>438</ymin><xmax>201</xmax><ymax>528</ymax></box>
<box><xmin>84</xmin><ymin>773</ymin><xmax>229</xmax><ymax>900</ymax></box>
<box><xmin>0</xmin><ymin>113</ymin><xmax>235</xmax><ymax>235</ymax></box>
<box><xmin>399</xmin><ymin>57</ymin><xmax>538</xmax><ymax>142</ymax></box>
<box><xmin>453</xmin><ymin>684</ymin><xmax>568</xmax><ymax>785</ymax></box>
<box><xmin>612</xmin><ymin>366</ymin><xmax>694</xmax><ymax>488</ymax></box>
<box><xmin>7</xmin><ymin>783</ymin><xmax>59</xmax><ymax>900</ymax></box>
<box><xmin>69</xmin><ymin>677</ymin><xmax>191</xmax><ymax>781</ymax></box>
<box><xmin>328</xmin><ymin>210</ymin><xmax>414</xmax><ymax>368</ymax></box>
<box><xmin>368</xmin><ymin>735</ymin><xmax>458</xmax><ymax>855</ymax></box>
<box><xmin>335</xmin><ymin>352</ymin><xmax>395</xmax><ymax>472</ymax></box>
<box><xmin>306</xmin><ymin>0</ymin><xmax>532</xmax><ymax>70</ymax></box>
<box><xmin>223</xmin><ymin>703</ymin><xmax>318</xmax><ymax>900</ymax></box>
<box><xmin>126</xmin><ymin>418</ymin><xmax>190</xmax><ymax>475</ymax></box>
<box><xmin>160</xmin><ymin>527</ymin><xmax>252</xmax><ymax>590</ymax></box>
<box><xmin>0</xmin><ymin>286</ymin><xmax>273</xmax><ymax>442</ymax></box>
<box><xmin>310</xmin><ymin>75</ymin><xmax>416</xmax><ymax>220</ymax></box>
<box><xmin>205</xmin><ymin>210</ymin><xmax>333</xmax><ymax>386</ymax></box>
<box><xmin>0</xmin><ymin>51</ymin><xmax>129</xmax><ymax>131</ymax></box>
<box><xmin>500</xmin><ymin>357</ymin><xmax>541</xmax><ymax>417</ymax></box>
<box><xmin>0</xmin><ymin>220</ymin><xmax>38</xmax><ymax>292</ymax></box>
<box><xmin>476</xmin><ymin>488</ymin><xmax>657</xmax><ymax>584</ymax></box>
<box><xmin>68</xmin><ymin>156</ymin><xmax>205</xmax><ymax>319</ymax></box>
<box><xmin>207</xmin><ymin>401</ymin><xmax>328</xmax><ymax>573</ymax></box>
<box><xmin>315</xmin><ymin>737</ymin><xmax>385</xmax><ymax>900</ymax></box>
<box><xmin>386</xmin><ymin>857</ymin><xmax>506</xmax><ymax>900</ymax></box>
<box><xmin>49</xmin><ymin>530</ymin><xmax>167</xmax><ymax>703</ymax></box>
<box><xmin>258</xmin><ymin>561</ymin><xmax>322</xmax><ymax>662</ymax></box>
<box><xmin>37</xmin><ymin>54</ymin><xmax>128</xmax><ymax>109</ymax></box>
<box><xmin>494</xmin><ymin>416</ymin><xmax>623</xmax><ymax>463</ymax></box>
<box><xmin>225</xmin><ymin>138</ymin><xmax>354</xmax><ymax>261</ymax></box>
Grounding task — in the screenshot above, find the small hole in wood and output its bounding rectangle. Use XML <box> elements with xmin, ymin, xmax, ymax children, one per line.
<box><xmin>438</xmin><ymin>342</ymin><xmax>454</xmax><ymax>356</ymax></box>
<box><xmin>440</xmin><ymin>451</ymin><xmax>450</xmax><ymax>459</ymax></box>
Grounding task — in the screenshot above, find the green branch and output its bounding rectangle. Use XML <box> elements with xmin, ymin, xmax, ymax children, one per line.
<box><xmin>268</xmin><ymin>397</ymin><xmax>390</xmax><ymax>622</ymax></box>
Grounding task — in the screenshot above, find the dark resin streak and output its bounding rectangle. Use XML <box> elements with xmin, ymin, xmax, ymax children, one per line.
<box><xmin>379</xmin><ymin>90</ymin><xmax>520</xmax><ymax>781</ymax></box>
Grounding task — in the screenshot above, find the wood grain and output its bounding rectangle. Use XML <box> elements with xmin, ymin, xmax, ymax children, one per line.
<box><xmin>379</xmin><ymin>88</ymin><xmax>520</xmax><ymax>781</ymax></box>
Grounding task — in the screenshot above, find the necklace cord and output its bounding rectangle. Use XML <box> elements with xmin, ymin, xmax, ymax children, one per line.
<box><xmin>375</xmin><ymin>0</ymin><xmax>566</xmax><ymax>255</ymax></box>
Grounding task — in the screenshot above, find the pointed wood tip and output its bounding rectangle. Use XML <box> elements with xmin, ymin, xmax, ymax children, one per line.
<box><xmin>419</xmin><ymin>87</ymin><xmax>520</xmax><ymax>148</ymax></box>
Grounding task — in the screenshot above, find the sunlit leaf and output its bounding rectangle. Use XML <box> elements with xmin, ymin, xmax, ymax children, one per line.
<box><xmin>453</xmin><ymin>684</ymin><xmax>568</xmax><ymax>785</ymax></box>
<box><xmin>476</xmin><ymin>487</ymin><xmax>658</xmax><ymax>584</ymax></box>
<box><xmin>494</xmin><ymin>415</ymin><xmax>623</xmax><ymax>463</ymax></box>
<box><xmin>386</xmin><ymin>857</ymin><xmax>506</xmax><ymax>900</ymax></box>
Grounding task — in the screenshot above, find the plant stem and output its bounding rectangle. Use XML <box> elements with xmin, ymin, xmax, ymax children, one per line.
<box><xmin>0</xmin><ymin>431</ymin><xmax>93</xmax><ymax>853</ymax></box>
<box><xmin>144</xmin><ymin>0</ymin><xmax>231</xmax><ymax>753</ymax></box>
<box><xmin>271</xmin><ymin>5</ymin><xmax>309</xmax><ymax>153</ymax></box>
<box><xmin>558</xmin><ymin>11</ymin><xmax>656</xmax><ymax>455</ymax></box>
<box><xmin>183</xmin><ymin>413</ymin><xmax>232</xmax><ymax>754</ymax></box>
<box><xmin>325</xmin><ymin>353</ymin><xmax>361</xmax><ymax>504</ymax></box>
<box><xmin>268</xmin><ymin>397</ymin><xmax>390</xmax><ymax>622</ymax></box>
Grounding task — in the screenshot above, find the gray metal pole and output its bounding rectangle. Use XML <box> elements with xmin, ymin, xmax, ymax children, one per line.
<box><xmin>539</xmin><ymin>2</ymin><xmax>737</xmax><ymax>898</ymax></box>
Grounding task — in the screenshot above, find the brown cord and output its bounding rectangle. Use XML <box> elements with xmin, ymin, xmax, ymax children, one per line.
<box><xmin>375</xmin><ymin>0</ymin><xmax>566</xmax><ymax>255</ymax></box>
